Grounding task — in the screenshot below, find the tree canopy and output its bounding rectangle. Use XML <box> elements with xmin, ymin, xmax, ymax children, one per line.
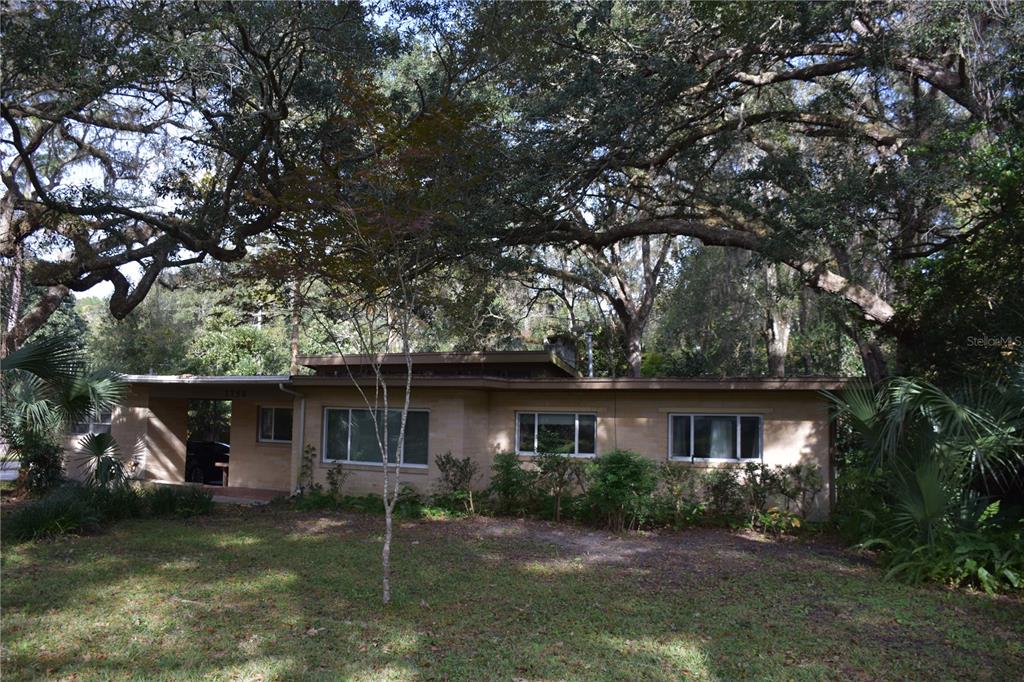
<box><xmin>3</xmin><ymin>0</ymin><xmax>1022</xmax><ymax>383</ymax></box>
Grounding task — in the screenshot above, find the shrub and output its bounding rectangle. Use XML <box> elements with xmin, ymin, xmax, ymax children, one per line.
<box><xmin>779</xmin><ymin>463</ymin><xmax>825</xmax><ymax>518</ymax></box>
<box><xmin>434</xmin><ymin>452</ymin><xmax>479</xmax><ymax>513</ymax></box>
<box><xmin>655</xmin><ymin>462</ymin><xmax>705</xmax><ymax>528</ymax></box>
<box><xmin>298</xmin><ymin>444</ymin><xmax>318</xmax><ymax>491</ymax></box>
<box><xmin>74</xmin><ymin>433</ymin><xmax>131</xmax><ymax>490</ymax></box>
<box><xmin>754</xmin><ymin>507</ymin><xmax>802</xmax><ymax>535</ymax></box>
<box><xmin>171</xmin><ymin>486</ymin><xmax>215</xmax><ymax>517</ymax></box>
<box><xmin>834</xmin><ymin>450</ymin><xmax>889</xmax><ymax>543</ymax></box>
<box><xmin>145</xmin><ymin>485</ymin><xmax>184</xmax><ymax>516</ymax></box>
<box><xmin>343</xmin><ymin>493</ymin><xmax>386</xmax><ymax>514</ymax></box>
<box><xmin>740</xmin><ymin>463</ymin><xmax>783</xmax><ymax>528</ymax></box>
<box><xmin>90</xmin><ymin>484</ymin><xmax>147</xmax><ymax>522</ymax></box>
<box><xmin>586</xmin><ymin>450</ymin><xmax>658</xmax><ymax>531</ymax></box>
<box><xmin>828</xmin><ymin>373</ymin><xmax>1024</xmax><ymax>592</ymax></box>
<box><xmin>293</xmin><ymin>488</ymin><xmax>342</xmax><ymax>511</ymax></box>
<box><xmin>704</xmin><ymin>467</ymin><xmax>745</xmax><ymax>525</ymax></box>
<box><xmin>869</xmin><ymin>518</ymin><xmax>1023</xmax><ymax>594</ymax></box>
<box><xmin>395</xmin><ymin>484</ymin><xmax>426</xmax><ymax>518</ymax></box>
<box><xmin>3</xmin><ymin>481</ymin><xmax>216</xmax><ymax>543</ymax></box>
<box><xmin>536</xmin><ymin>452</ymin><xmax>586</xmax><ymax>522</ymax></box>
<box><xmin>3</xmin><ymin>483</ymin><xmax>101</xmax><ymax>541</ymax></box>
<box><xmin>15</xmin><ymin>432</ymin><xmax>65</xmax><ymax>495</ymax></box>
<box><xmin>488</xmin><ymin>452</ymin><xmax>537</xmax><ymax>515</ymax></box>
<box><xmin>326</xmin><ymin>463</ymin><xmax>349</xmax><ymax>499</ymax></box>
<box><xmin>144</xmin><ymin>485</ymin><xmax>215</xmax><ymax>518</ymax></box>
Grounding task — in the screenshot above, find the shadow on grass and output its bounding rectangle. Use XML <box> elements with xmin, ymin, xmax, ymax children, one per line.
<box><xmin>2</xmin><ymin>510</ymin><xmax>1022</xmax><ymax>681</ymax></box>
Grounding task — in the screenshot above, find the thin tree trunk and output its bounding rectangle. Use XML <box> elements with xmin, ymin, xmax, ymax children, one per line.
<box><xmin>763</xmin><ymin>264</ymin><xmax>793</xmax><ymax>378</ymax></box>
<box><xmin>382</xmin><ymin>501</ymin><xmax>393</xmax><ymax>603</ymax></box>
<box><xmin>765</xmin><ymin>315</ymin><xmax>790</xmax><ymax>377</ymax></box>
<box><xmin>289</xmin><ymin>280</ymin><xmax>301</xmax><ymax>375</ymax></box>
<box><xmin>1</xmin><ymin>284</ymin><xmax>67</xmax><ymax>357</ymax></box>
<box><xmin>840</xmin><ymin>320</ymin><xmax>890</xmax><ymax>384</ymax></box>
<box><xmin>5</xmin><ymin>242</ymin><xmax>23</xmax><ymax>334</ymax></box>
<box><xmin>857</xmin><ymin>337</ymin><xmax>889</xmax><ymax>385</ymax></box>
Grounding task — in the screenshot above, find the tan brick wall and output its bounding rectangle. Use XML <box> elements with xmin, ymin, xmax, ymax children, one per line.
<box><xmin>66</xmin><ymin>384</ymin><xmax>152</xmax><ymax>482</ymax></box>
<box><xmin>293</xmin><ymin>387</ymin><xmax>831</xmax><ymax>515</ymax></box>
<box><xmin>81</xmin><ymin>382</ymin><xmax>833</xmax><ymax>518</ymax></box>
<box><xmin>142</xmin><ymin>397</ymin><xmax>188</xmax><ymax>483</ymax></box>
<box><xmin>228</xmin><ymin>399</ymin><xmax>294</xmax><ymax>491</ymax></box>
<box><xmin>293</xmin><ymin>387</ymin><xmax>490</xmax><ymax>497</ymax></box>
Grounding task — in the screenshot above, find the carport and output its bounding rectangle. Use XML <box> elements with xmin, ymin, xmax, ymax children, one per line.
<box><xmin>109</xmin><ymin>375</ymin><xmax>298</xmax><ymax>496</ymax></box>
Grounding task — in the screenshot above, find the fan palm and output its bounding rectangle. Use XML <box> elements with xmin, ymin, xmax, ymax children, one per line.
<box><xmin>826</xmin><ymin>368</ymin><xmax>1024</xmax><ymax>543</ymax></box>
<box><xmin>74</xmin><ymin>432</ymin><xmax>130</xmax><ymax>489</ymax></box>
<box><xmin>1</xmin><ymin>334</ymin><xmax>125</xmax><ymax>490</ymax></box>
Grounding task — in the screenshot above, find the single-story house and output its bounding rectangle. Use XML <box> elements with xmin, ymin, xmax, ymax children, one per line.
<box><xmin>66</xmin><ymin>351</ymin><xmax>849</xmax><ymax>516</ymax></box>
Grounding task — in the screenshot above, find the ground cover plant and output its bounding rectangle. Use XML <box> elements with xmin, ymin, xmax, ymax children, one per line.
<box><xmin>3</xmin><ymin>482</ymin><xmax>214</xmax><ymax>542</ymax></box>
<box><xmin>2</xmin><ymin>508</ymin><xmax>1022</xmax><ymax>681</ymax></box>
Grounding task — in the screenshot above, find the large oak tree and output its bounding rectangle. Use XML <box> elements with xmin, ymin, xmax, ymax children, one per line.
<box><xmin>458</xmin><ymin>0</ymin><xmax>1023</xmax><ymax>381</ymax></box>
<box><xmin>1</xmin><ymin>1</ymin><xmax>381</xmax><ymax>353</ymax></box>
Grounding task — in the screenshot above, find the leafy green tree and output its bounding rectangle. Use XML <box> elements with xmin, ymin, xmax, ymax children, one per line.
<box><xmin>87</xmin><ymin>288</ymin><xmax>191</xmax><ymax>374</ymax></box>
<box><xmin>453</xmin><ymin>1</ymin><xmax>1023</xmax><ymax>380</ymax></box>
<box><xmin>185</xmin><ymin>324</ymin><xmax>289</xmax><ymax>376</ymax></box>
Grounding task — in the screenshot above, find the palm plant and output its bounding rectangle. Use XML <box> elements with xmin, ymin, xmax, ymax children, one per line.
<box><xmin>1</xmin><ymin>334</ymin><xmax>124</xmax><ymax>492</ymax></box>
<box><xmin>826</xmin><ymin>370</ymin><xmax>1024</xmax><ymax>591</ymax></box>
<box><xmin>74</xmin><ymin>432</ymin><xmax>130</xmax><ymax>489</ymax></box>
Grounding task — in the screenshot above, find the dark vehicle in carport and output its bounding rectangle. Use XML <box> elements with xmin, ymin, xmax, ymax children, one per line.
<box><xmin>185</xmin><ymin>441</ymin><xmax>229</xmax><ymax>485</ymax></box>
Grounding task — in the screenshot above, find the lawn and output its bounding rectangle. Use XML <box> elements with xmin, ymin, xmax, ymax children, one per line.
<box><xmin>2</xmin><ymin>508</ymin><xmax>1022</xmax><ymax>681</ymax></box>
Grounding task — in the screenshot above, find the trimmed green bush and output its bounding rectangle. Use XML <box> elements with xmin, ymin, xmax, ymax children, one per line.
<box><xmin>586</xmin><ymin>450</ymin><xmax>658</xmax><ymax>531</ymax></box>
<box><xmin>488</xmin><ymin>452</ymin><xmax>537</xmax><ymax>515</ymax></box>
<box><xmin>703</xmin><ymin>467</ymin><xmax>745</xmax><ymax>525</ymax></box>
<box><xmin>536</xmin><ymin>452</ymin><xmax>586</xmax><ymax>522</ymax></box>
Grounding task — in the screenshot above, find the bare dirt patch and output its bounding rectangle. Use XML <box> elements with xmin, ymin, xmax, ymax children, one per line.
<box><xmin>263</xmin><ymin>509</ymin><xmax>871</xmax><ymax>581</ymax></box>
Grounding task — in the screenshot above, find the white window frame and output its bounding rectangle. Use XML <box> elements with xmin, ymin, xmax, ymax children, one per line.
<box><xmin>257</xmin><ymin>406</ymin><xmax>293</xmax><ymax>444</ymax></box>
<box><xmin>667</xmin><ymin>413</ymin><xmax>763</xmax><ymax>463</ymax></box>
<box><xmin>71</xmin><ymin>408</ymin><xmax>113</xmax><ymax>436</ymax></box>
<box><xmin>321</xmin><ymin>407</ymin><xmax>430</xmax><ymax>468</ymax></box>
<box><xmin>515</xmin><ymin>411</ymin><xmax>598</xmax><ymax>458</ymax></box>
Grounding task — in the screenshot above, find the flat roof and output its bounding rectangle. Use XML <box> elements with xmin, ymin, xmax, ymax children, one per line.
<box><xmin>287</xmin><ymin>375</ymin><xmax>853</xmax><ymax>391</ymax></box>
<box><xmin>297</xmin><ymin>350</ymin><xmax>578</xmax><ymax>377</ymax></box>
<box><xmin>118</xmin><ymin>373</ymin><xmax>854</xmax><ymax>391</ymax></box>
<box><xmin>120</xmin><ymin>374</ymin><xmax>290</xmax><ymax>384</ymax></box>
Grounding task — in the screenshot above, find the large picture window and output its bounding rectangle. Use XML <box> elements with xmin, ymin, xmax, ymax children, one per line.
<box><xmin>323</xmin><ymin>408</ymin><xmax>429</xmax><ymax>466</ymax></box>
<box><xmin>516</xmin><ymin>412</ymin><xmax>597</xmax><ymax>456</ymax></box>
<box><xmin>258</xmin><ymin>406</ymin><xmax>293</xmax><ymax>443</ymax></box>
<box><xmin>668</xmin><ymin>414</ymin><xmax>762</xmax><ymax>461</ymax></box>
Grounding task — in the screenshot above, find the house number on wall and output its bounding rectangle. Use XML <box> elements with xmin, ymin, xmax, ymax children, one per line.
<box><xmin>224</xmin><ymin>389</ymin><xmax>248</xmax><ymax>398</ymax></box>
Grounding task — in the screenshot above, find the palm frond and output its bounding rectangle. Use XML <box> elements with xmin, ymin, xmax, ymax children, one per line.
<box><xmin>58</xmin><ymin>371</ymin><xmax>125</xmax><ymax>425</ymax></box>
<box><xmin>0</xmin><ymin>334</ymin><xmax>83</xmax><ymax>381</ymax></box>
<box><xmin>74</xmin><ymin>433</ymin><xmax>128</xmax><ymax>489</ymax></box>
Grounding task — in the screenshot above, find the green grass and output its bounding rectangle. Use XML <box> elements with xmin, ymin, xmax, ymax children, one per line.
<box><xmin>2</xmin><ymin>509</ymin><xmax>1022</xmax><ymax>681</ymax></box>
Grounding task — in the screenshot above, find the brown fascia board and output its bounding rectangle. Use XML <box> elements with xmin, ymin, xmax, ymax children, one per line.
<box><xmin>287</xmin><ymin>375</ymin><xmax>857</xmax><ymax>391</ymax></box>
<box><xmin>296</xmin><ymin>351</ymin><xmax>579</xmax><ymax>377</ymax></box>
